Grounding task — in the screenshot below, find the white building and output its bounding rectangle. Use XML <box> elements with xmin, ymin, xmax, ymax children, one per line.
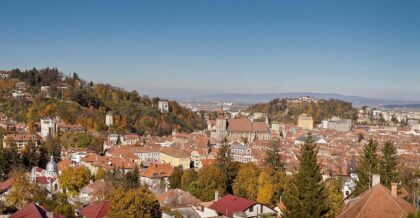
<box><xmin>40</xmin><ymin>118</ymin><xmax>58</xmax><ymax>140</ymax></box>
<box><xmin>105</xmin><ymin>111</ymin><xmax>114</xmax><ymax>127</ymax></box>
<box><xmin>158</xmin><ymin>101</ymin><xmax>170</xmax><ymax>113</ymax></box>
<box><xmin>321</xmin><ymin>117</ymin><xmax>352</xmax><ymax>132</ymax></box>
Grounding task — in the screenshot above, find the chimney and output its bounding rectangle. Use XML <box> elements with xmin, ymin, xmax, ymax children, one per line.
<box><xmin>214</xmin><ymin>190</ymin><xmax>219</xmax><ymax>201</ymax></box>
<box><xmin>372</xmin><ymin>174</ymin><xmax>380</xmax><ymax>187</ymax></box>
<box><xmin>391</xmin><ymin>182</ymin><xmax>398</xmax><ymax>197</ymax></box>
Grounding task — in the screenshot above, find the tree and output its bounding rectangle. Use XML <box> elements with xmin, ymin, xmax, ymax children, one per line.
<box><xmin>357</xmin><ymin>133</ymin><xmax>364</xmax><ymax>142</ymax></box>
<box><xmin>169</xmin><ymin>166</ymin><xmax>183</xmax><ymax>189</ymax></box>
<box><xmin>58</xmin><ymin>166</ymin><xmax>91</xmax><ymax>196</ymax></box>
<box><xmin>180</xmin><ymin>169</ymin><xmax>197</xmax><ymax>191</ymax></box>
<box><xmin>283</xmin><ymin>135</ymin><xmax>330</xmax><ymax>218</ymax></box>
<box><xmin>194</xmin><ymin>164</ymin><xmax>227</xmax><ymax>201</ymax></box>
<box><xmin>216</xmin><ymin>139</ymin><xmax>238</xmax><ymax>194</ymax></box>
<box><xmin>256</xmin><ymin>167</ymin><xmax>289</xmax><ymax>206</ymax></box>
<box><xmin>7</xmin><ymin>169</ymin><xmax>41</xmax><ymax>209</ymax></box>
<box><xmin>123</xmin><ymin>165</ymin><xmax>140</xmax><ymax>190</ymax></box>
<box><xmin>354</xmin><ymin>139</ymin><xmax>379</xmax><ymax>196</ymax></box>
<box><xmin>264</xmin><ymin>138</ymin><xmax>285</xmax><ymax>171</ymax></box>
<box><xmin>326</xmin><ymin>179</ymin><xmax>344</xmax><ymax>218</ymax></box>
<box><xmin>379</xmin><ymin>141</ymin><xmax>398</xmax><ymax>188</ymax></box>
<box><xmin>107</xmin><ymin>187</ymin><xmax>161</xmax><ymax>218</ymax></box>
<box><xmin>21</xmin><ymin>142</ymin><xmax>40</xmax><ymax>169</ymax></box>
<box><xmin>35</xmin><ymin>192</ymin><xmax>72</xmax><ymax>217</ymax></box>
<box><xmin>233</xmin><ymin>163</ymin><xmax>259</xmax><ymax>201</ymax></box>
<box><xmin>95</xmin><ymin>167</ymin><xmax>106</xmax><ymax>181</ymax></box>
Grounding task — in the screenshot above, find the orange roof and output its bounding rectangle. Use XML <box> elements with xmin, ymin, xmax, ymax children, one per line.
<box><xmin>160</xmin><ymin>147</ymin><xmax>190</xmax><ymax>158</ymax></box>
<box><xmin>200</xmin><ymin>159</ymin><xmax>216</xmax><ymax>167</ymax></box>
<box><xmin>227</xmin><ymin>118</ymin><xmax>253</xmax><ymax>132</ymax></box>
<box><xmin>338</xmin><ymin>184</ymin><xmax>416</xmax><ymax>218</ymax></box>
<box><xmin>108</xmin><ymin>147</ymin><xmax>139</xmax><ymax>160</ymax></box>
<box><xmin>57</xmin><ymin>159</ymin><xmax>72</xmax><ymax>171</ymax></box>
<box><xmin>4</xmin><ymin>134</ymin><xmax>40</xmax><ymax>142</ymax></box>
<box><xmin>140</xmin><ymin>163</ymin><xmax>173</xmax><ymax>179</ymax></box>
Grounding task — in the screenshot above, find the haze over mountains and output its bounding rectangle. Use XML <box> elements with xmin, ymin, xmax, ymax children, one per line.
<box><xmin>179</xmin><ymin>92</ymin><xmax>420</xmax><ymax>107</ymax></box>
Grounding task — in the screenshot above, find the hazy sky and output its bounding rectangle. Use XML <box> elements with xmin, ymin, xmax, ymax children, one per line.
<box><xmin>1</xmin><ymin>0</ymin><xmax>420</xmax><ymax>99</ymax></box>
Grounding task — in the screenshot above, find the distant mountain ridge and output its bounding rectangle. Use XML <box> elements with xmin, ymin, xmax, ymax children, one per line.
<box><xmin>186</xmin><ymin>92</ymin><xmax>420</xmax><ymax>106</ymax></box>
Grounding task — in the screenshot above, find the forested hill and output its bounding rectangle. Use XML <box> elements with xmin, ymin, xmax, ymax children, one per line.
<box><xmin>0</xmin><ymin>68</ymin><xmax>206</xmax><ymax>135</ymax></box>
<box><xmin>247</xmin><ymin>98</ymin><xmax>357</xmax><ymax>124</ymax></box>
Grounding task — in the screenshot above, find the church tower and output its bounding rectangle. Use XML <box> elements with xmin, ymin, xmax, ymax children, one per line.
<box><xmin>215</xmin><ymin>104</ymin><xmax>227</xmax><ymax>141</ymax></box>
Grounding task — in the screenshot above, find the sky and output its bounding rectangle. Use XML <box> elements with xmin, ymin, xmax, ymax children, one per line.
<box><xmin>1</xmin><ymin>0</ymin><xmax>420</xmax><ymax>100</ymax></box>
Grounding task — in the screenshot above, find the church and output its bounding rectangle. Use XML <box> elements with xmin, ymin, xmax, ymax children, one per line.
<box><xmin>209</xmin><ymin>109</ymin><xmax>272</xmax><ymax>142</ymax></box>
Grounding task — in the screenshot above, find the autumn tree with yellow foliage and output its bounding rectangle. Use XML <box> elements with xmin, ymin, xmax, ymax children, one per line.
<box><xmin>7</xmin><ymin>169</ymin><xmax>42</xmax><ymax>209</ymax></box>
<box><xmin>58</xmin><ymin>166</ymin><xmax>91</xmax><ymax>196</ymax></box>
<box><xmin>233</xmin><ymin>163</ymin><xmax>260</xmax><ymax>201</ymax></box>
<box><xmin>107</xmin><ymin>187</ymin><xmax>161</xmax><ymax>218</ymax></box>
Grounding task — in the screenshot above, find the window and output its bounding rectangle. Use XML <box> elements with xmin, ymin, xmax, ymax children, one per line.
<box><xmin>249</xmin><ymin>206</ymin><xmax>253</xmax><ymax>212</ymax></box>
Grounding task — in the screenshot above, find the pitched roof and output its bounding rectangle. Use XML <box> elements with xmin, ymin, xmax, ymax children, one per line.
<box><xmin>11</xmin><ymin>203</ymin><xmax>48</xmax><ymax>218</ymax></box>
<box><xmin>156</xmin><ymin>189</ymin><xmax>201</xmax><ymax>208</ymax></box>
<box><xmin>227</xmin><ymin>118</ymin><xmax>253</xmax><ymax>132</ymax></box>
<box><xmin>226</xmin><ymin>118</ymin><xmax>269</xmax><ymax>133</ymax></box>
<box><xmin>57</xmin><ymin>159</ymin><xmax>72</xmax><ymax>171</ymax></box>
<box><xmin>209</xmin><ymin>194</ymin><xmax>256</xmax><ymax>218</ymax></box>
<box><xmin>81</xmin><ymin>200</ymin><xmax>110</xmax><ymax>218</ymax></box>
<box><xmin>337</xmin><ymin>184</ymin><xmax>416</xmax><ymax>218</ymax></box>
<box><xmin>4</xmin><ymin>134</ymin><xmax>40</xmax><ymax>142</ymax></box>
<box><xmin>140</xmin><ymin>163</ymin><xmax>174</xmax><ymax>179</ymax></box>
<box><xmin>0</xmin><ymin>178</ymin><xmax>13</xmax><ymax>194</ymax></box>
<box><xmin>160</xmin><ymin>147</ymin><xmax>190</xmax><ymax>158</ymax></box>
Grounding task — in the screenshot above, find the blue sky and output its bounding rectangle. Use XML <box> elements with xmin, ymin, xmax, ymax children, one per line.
<box><xmin>1</xmin><ymin>0</ymin><xmax>420</xmax><ymax>100</ymax></box>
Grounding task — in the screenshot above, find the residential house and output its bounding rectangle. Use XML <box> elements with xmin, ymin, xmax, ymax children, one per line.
<box><xmin>160</xmin><ymin>147</ymin><xmax>191</xmax><ymax>169</ymax></box>
<box><xmin>209</xmin><ymin>194</ymin><xmax>277</xmax><ymax>218</ymax></box>
<box><xmin>77</xmin><ymin>180</ymin><xmax>113</xmax><ymax>205</ymax></box>
<box><xmin>10</xmin><ymin>202</ymin><xmax>53</xmax><ymax>218</ymax></box>
<box><xmin>3</xmin><ymin>133</ymin><xmax>41</xmax><ymax>151</ymax></box>
<box><xmin>81</xmin><ymin>200</ymin><xmax>110</xmax><ymax>218</ymax></box>
<box><xmin>294</xmin><ymin>135</ymin><xmax>327</xmax><ymax>145</ymax></box>
<box><xmin>127</xmin><ymin>145</ymin><xmax>161</xmax><ymax>165</ymax></box>
<box><xmin>230</xmin><ymin>143</ymin><xmax>255</xmax><ymax>163</ymax></box>
<box><xmin>337</xmin><ymin>175</ymin><xmax>416</xmax><ymax>218</ymax></box>
<box><xmin>140</xmin><ymin>163</ymin><xmax>173</xmax><ymax>194</ymax></box>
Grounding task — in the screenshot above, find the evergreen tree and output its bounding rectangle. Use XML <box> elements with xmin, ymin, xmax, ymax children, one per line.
<box><xmin>353</xmin><ymin>139</ymin><xmax>379</xmax><ymax>196</ymax></box>
<box><xmin>379</xmin><ymin>141</ymin><xmax>398</xmax><ymax>188</ymax></box>
<box><xmin>283</xmin><ymin>135</ymin><xmax>330</xmax><ymax>218</ymax></box>
<box><xmin>216</xmin><ymin>139</ymin><xmax>238</xmax><ymax>194</ymax></box>
<box><xmin>264</xmin><ymin>138</ymin><xmax>285</xmax><ymax>172</ymax></box>
<box><xmin>0</xmin><ymin>145</ymin><xmax>6</xmax><ymax>180</ymax></box>
<box><xmin>123</xmin><ymin>165</ymin><xmax>140</xmax><ymax>190</ymax></box>
<box><xmin>22</xmin><ymin>142</ymin><xmax>40</xmax><ymax>169</ymax></box>
<box><xmin>169</xmin><ymin>166</ymin><xmax>183</xmax><ymax>189</ymax></box>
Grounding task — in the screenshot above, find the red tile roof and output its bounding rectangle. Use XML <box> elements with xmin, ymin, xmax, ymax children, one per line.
<box><xmin>36</xmin><ymin>176</ymin><xmax>56</xmax><ymax>185</ymax></box>
<box><xmin>338</xmin><ymin>184</ymin><xmax>416</xmax><ymax>218</ymax></box>
<box><xmin>0</xmin><ymin>178</ymin><xmax>13</xmax><ymax>194</ymax></box>
<box><xmin>81</xmin><ymin>200</ymin><xmax>110</xmax><ymax>218</ymax></box>
<box><xmin>11</xmin><ymin>203</ymin><xmax>48</xmax><ymax>218</ymax></box>
<box><xmin>209</xmin><ymin>194</ymin><xmax>256</xmax><ymax>218</ymax></box>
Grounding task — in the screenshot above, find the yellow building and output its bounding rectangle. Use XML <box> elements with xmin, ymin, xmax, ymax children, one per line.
<box><xmin>160</xmin><ymin>147</ymin><xmax>191</xmax><ymax>169</ymax></box>
<box><xmin>297</xmin><ymin>114</ymin><xmax>314</xmax><ymax>130</ymax></box>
